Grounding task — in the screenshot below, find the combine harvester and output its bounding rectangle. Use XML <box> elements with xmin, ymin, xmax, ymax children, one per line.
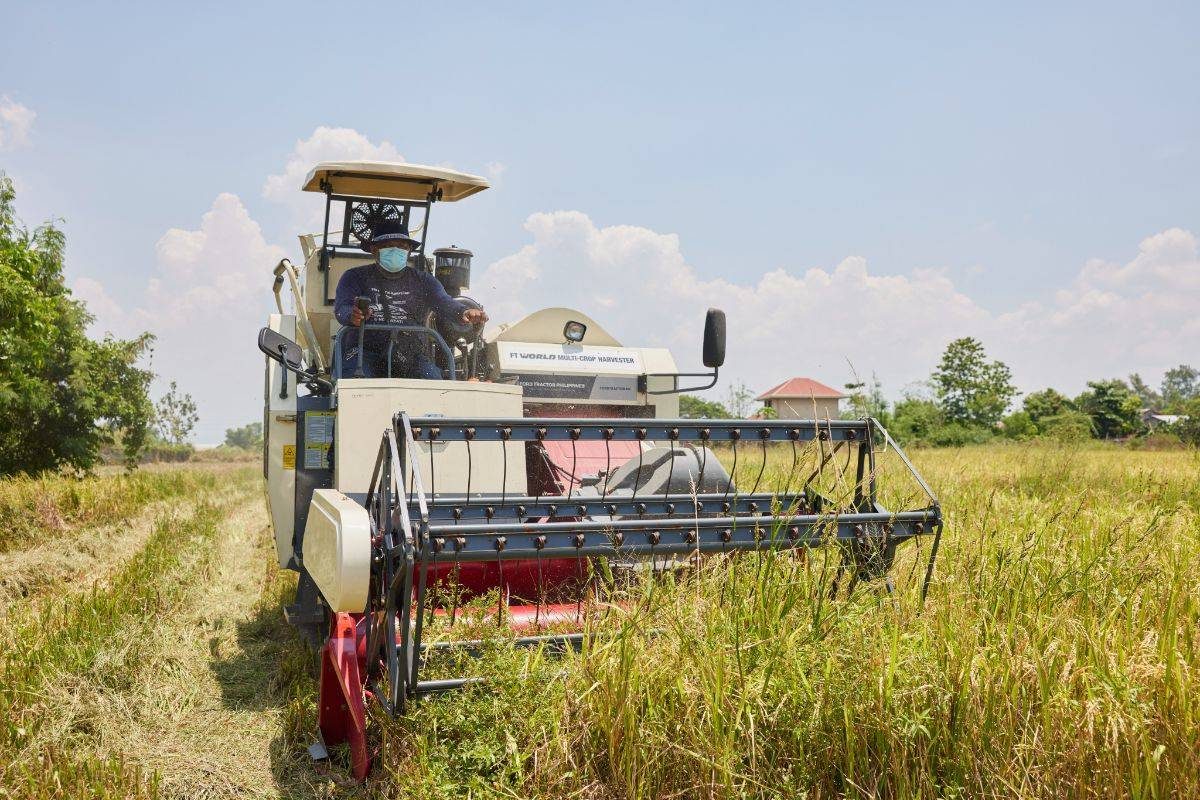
<box><xmin>257</xmin><ymin>161</ymin><xmax>943</xmax><ymax>778</ymax></box>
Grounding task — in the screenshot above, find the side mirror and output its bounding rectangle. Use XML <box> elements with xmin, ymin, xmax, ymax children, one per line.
<box><xmin>642</xmin><ymin>308</ymin><xmax>727</xmax><ymax>395</ymax></box>
<box><xmin>702</xmin><ymin>308</ymin><xmax>726</xmax><ymax>368</ymax></box>
<box><xmin>258</xmin><ymin>327</ymin><xmax>304</xmax><ymax>372</ymax></box>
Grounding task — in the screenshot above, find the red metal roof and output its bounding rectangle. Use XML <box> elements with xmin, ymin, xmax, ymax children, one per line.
<box><xmin>755</xmin><ymin>377</ymin><xmax>847</xmax><ymax>401</ymax></box>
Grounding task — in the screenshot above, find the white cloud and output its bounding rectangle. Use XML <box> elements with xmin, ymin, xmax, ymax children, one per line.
<box><xmin>484</xmin><ymin>161</ymin><xmax>507</xmax><ymax>185</ymax></box>
<box><xmin>72</xmin><ymin>277</ymin><xmax>125</xmax><ymax>327</ymax></box>
<box><xmin>74</xmin><ymin>193</ymin><xmax>285</xmax><ymax>442</ymax></box>
<box><xmin>994</xmin><ymin>227</ymin><xmax>1200</xmax><ymax>389</ymax></box>
<box><xmin>0</xmin><ymin>97</ymin><xmax>36</xmax><ymax>151</ymax></box>
<box><xmin>263</xmin><ymin>126</ymin><xmax>403</xmax><ymax>225</ymax></box>
<box><xmin>478</xmin><ymin>212</ymin><xmax>1200</xmax><ymax>401</ymax></box>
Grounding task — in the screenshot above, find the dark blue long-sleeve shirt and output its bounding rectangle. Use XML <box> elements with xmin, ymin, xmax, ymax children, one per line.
<box><xmin>334</xmin><ymin>264</ymin><xmax>467</xmax><ymax>357</ymax></box>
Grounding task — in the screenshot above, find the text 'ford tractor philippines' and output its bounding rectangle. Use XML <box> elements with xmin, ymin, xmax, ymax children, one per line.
<box><xmin>258</xmin><ymin>161</ymin><xmax>943</xmax><ymax>779</ymax></box>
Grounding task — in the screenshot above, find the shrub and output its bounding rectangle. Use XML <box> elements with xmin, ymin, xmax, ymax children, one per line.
<box><xmin>891</xmin><ymin>397</ymin><xmax>993</xmax><ymax>447</ymax></box>
<box><xmin>1039</xmin><ymin>410</ymin><xmax>1093</xmax><ymax>442</ymax></box>
<box><xmin>1129</xmin><ymin>432</ymin><xmax>1186</xmax><ymax>451</ymax></box>
<box><xmin>192</xmin><ymin>445</ymin><xmax>258</xmax><ymax>463</ymax></box>
<box><xmin>223</xmin><ymin>422</ymin><xmax>264</xmax><ymax>449</ymax></box>
<box><xmin>890</xmin><ymin>398</ymin><xmax>943</xmax><ymax>445</ymax></box>
<box><xmin>139</xmin><ymin>442</ymin><xmax>195</xmax><ymax>462</ymax></box>
<box><xmin>1001</xmin><ymin>410</ymin><xmax>1037</xmax><ymax>439</ymax></box>
<box><xmin>927</xmin><ymin>421</ymin><xmax>994</xmax><ymax>446</ymax></box>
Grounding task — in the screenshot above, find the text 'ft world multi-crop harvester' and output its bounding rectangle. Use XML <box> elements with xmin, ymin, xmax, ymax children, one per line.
<box><xmin>257</xmin><ymin>161</ymin><xmax>944</xmax><ymax>779</ymax></box>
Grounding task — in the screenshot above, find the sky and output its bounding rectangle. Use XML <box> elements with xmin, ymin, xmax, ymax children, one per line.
<box><xmin>1</xmin><ymin>1</ymin><xmax>1198</xmax><ymax>443</ymax></box>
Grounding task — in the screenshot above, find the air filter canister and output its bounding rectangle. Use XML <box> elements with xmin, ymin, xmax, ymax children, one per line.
<box><xmin>433</xmin><ymin>246</ymin><xmax>473</xmax><ymax>297</ymax></box>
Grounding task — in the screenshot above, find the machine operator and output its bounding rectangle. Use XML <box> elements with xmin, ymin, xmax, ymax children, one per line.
<box><xmin>334</xmin><ymin>220</ymin><xmax>488</xmax><ymax>379</ymax></box>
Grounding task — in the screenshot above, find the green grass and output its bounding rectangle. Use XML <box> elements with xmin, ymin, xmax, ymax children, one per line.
<box><xmin>0</xmin><ymin>464</ymin><xmax>236</xmax><ymax>553</ymax></box>
<box><xmin>365</xmin><ymin>445</ymin><xmax>1200</xmax><ymax>799</ymax></box>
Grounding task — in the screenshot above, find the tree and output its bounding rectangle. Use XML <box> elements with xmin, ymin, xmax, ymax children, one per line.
<box><xmin>931</xmin><ymin>338</ymin><xmax>1017</xmax><ymax>428</ymax></box>
<box><xmin>1023</xmin><ymin>388</ymin><xmax>1073</xmax><ymax>425</ymax></box>
<box><xmin>844</xmin><ymin>373</ymin><xmax>890</xmax><ymax>424</ymax></box>
<box><xmin>679</xmin><ymin>394</ymin><xmax>730</xmax><ymax>419</ymax></box>
<box><xmin>725</xmin><ymin>381</ymin><xmax>754</xmax><ymax>418</ymax></box>
<box><xmin>0</xmin><ymin>174</ymin><xmax>155</xmax><ymax>474</ymax></box>
<box><xmin>1160</xmin><ymin>364</ymin><xmax>1199</xmax><ymax>411</ymax></box>
<box><xmin>890</xmin><ymin>397</ymin><xmax>943</xmax><ymax>445</ymax></box>
<box><xmin>1075</xmin><ymin>380</ymin><xmax>1141</xmax><ymax>439</ymax></box>
<box><xmin>154</xmin><ymin>381</ymin><xmax>198</xmax><ymax>446</ymax></box>
<box><xmin>889</xmin><ymin>396</ymin><xmax>992</xmax><ymax>446</ymax></box>
<box><xmin>224</xmin><ymin>421</ymin><xmax>264</xmax><ymax>449</ymax></box>
<box><xmin>1174</xmin><ymin>398</ymin><xmax>1200</xmax><ymax>446</ymax></box>
<box><xmin>1128</xmin><ymin>373</ymin><xmax>1162</xmax><ymax>409</ymax></box>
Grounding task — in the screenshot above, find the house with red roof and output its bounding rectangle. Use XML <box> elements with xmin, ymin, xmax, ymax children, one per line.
<box><xmin>755</xmin><ymin>377</ymin><xmax>847</xmax><ymax>420</ymax></box>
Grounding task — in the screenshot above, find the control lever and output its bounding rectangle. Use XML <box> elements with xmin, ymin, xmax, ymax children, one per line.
<box><xmin>353</xmin><ymin>296</ymin><xmax>371</xmax><ymax>378</ymax></box>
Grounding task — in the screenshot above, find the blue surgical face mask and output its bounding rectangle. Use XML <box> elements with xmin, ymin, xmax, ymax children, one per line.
<box><xmin>378</xmin><ymin>247</ymin><xmax>409</xmax><ymax>273</ymax></box>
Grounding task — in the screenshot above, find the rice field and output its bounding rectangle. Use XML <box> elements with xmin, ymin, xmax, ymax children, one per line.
<box><xmin>0</xmin><ymin>444</ymin><xmax>1196</xmax><ymax>798</ymax></box>
<box><xmin>366</xmin><ymin>444</ymin><xmax>1200</xmax><ymax>799</ymax></box>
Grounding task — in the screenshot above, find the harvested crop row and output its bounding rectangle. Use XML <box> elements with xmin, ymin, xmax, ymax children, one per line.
<box><xmin>0</xmin><ymin>464</ymin><xmax>237</xmax><ymax>554</ymax></box>
<box><xmin>0</xmin><ymin>466</ymin><xmax>257</xmax><ymax>610</ymax></box>
<box><xmin>0</xmin><ymin>469</ymin><xmax>257</xmax><ymax>798</ymax></box>
<box><xmin>72</xmin><ymin>495</ymin><xmax>318</xmax><ymax>799</ymax></box>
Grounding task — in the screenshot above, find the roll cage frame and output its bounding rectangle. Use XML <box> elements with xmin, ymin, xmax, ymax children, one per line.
<box><xmin>315</xmin><ymin>177</ymin><xmax>443</xmax><ymax>306</ymax></box>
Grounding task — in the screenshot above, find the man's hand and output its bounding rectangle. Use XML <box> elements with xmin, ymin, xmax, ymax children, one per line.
<box><xmin>462</xmin><ymin>308</ymin><xmax>488</xmax><ymax>326</ymax></box>
<box><xmin>350</xmin><ymin>304</ymin><xmax>372</xmax><ymax>327</ymax></box>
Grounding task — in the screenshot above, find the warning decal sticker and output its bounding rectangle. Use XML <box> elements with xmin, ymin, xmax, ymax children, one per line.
<box><xmin>304</xmin><ymin>411</ymin><xmax>335</xmax><ymax>470</ymax></box>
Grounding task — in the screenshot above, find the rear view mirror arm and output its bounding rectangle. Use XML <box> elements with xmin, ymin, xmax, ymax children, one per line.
<box><xmin>268</xmin><ymin>354</ymin><xmax>333</xmax><ymax>396</ymax></box>
<box><xmin>305</xmin><ymin>374</ymin><xmax>334</xmax><ymax>395</ymax></box>
<box><xmin>641</xmin><ymin>368</ymin><xmax>719</xmax><ymax>395</ymax></box>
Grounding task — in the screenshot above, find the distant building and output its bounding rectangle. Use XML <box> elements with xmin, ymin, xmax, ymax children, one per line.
<box><xmin>1141</xmin><ymin>409</ymin><xmax>1187</xmax><ymax>429</ymax></box>
<box><xmin>756</xmin><ymin>377</ymin><xmax>847</xmax><ymax>420</ymax></box>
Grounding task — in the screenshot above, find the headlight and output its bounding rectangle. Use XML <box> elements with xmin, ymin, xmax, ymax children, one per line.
<box><xmin>563</xmin><ymin>320</ymin><xmax>587</xmax><ymax>343</ymax></box>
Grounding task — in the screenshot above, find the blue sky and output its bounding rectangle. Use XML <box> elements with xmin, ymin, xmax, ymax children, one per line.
<box><xmin>2</xmin><ymin>2</ymin><xmax>1198</xmax><ymax>441</ymax></box>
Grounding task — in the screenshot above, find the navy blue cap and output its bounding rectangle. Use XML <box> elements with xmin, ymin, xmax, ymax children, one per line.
<box><xmin>360</xmin><ymin>219</ymin><xmax>419</xmax><ymax>252</ymax></box>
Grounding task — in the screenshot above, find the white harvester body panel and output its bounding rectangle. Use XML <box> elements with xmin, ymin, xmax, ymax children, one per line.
<box><xmin>302</xmin><ymin>489</ymin><xmax>372</xmax><ymax>612</ymax></box>
<box><xmin>265</xmin><ymin>313</ymin><xmax>298</xmax><ymax>567</ymax></box>
<box><xmin>333</xmin><ymin>379</ymin><xmax>526</xmax><ymax>496</ymax></box>
<box><xmin>487</xmin><ymin>307</ymin><xmax>680</xmax><ymax>416</ymax></box>
<box><xmin>490</xmin><ymin>307</ymin><xmax>624</xmax><ymax>347</ymax></box>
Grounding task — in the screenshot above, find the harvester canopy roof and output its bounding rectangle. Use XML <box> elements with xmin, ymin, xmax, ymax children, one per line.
<box><xmin>302</xmin><ymin>161</ymin><xmax>490</xmax><ymax>202</ymax></box>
